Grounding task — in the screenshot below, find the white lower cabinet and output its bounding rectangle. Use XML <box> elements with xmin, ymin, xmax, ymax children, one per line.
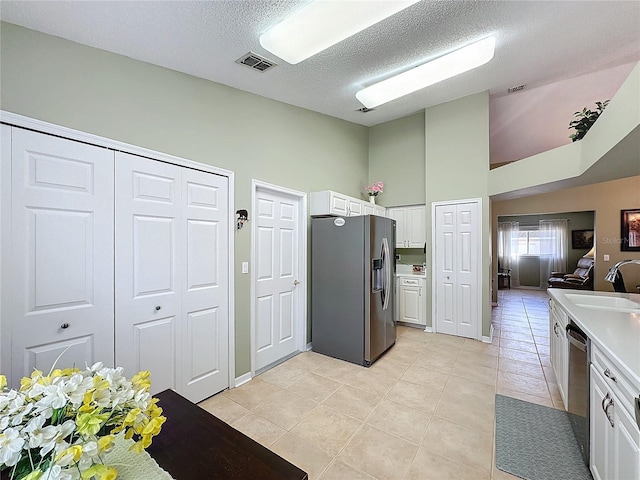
<box><xmin>549</xmin><ymin>298</ymin><xmax>568</xmax><ymax>409</ymax></box>
<box><xmin>396</xmin><ymin>276</ymin><xmax>426</xmax><ymax>326</ymax></box>
<box><xmin>589</xmin><ymin>348</ymin><xmax>640</xmax><ymax>480</ymax></box>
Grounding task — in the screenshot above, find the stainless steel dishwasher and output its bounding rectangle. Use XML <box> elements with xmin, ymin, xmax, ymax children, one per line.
<box><xmin>566</xmin><ymin>319</ymin><xmax>590</xmax><ymax>466</ymax></box>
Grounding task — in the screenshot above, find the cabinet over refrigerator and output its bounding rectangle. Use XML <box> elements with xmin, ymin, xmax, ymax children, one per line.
<box><xmin>311</xmin><ymin>215</ymin><xmax>396</xmax><ymax>366</ymax></box>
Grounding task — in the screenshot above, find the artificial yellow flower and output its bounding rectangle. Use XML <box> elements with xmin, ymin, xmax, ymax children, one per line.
<box><xmin>142</xmin><ymin>416</ymin><xmax>165</xmax><ymax>436</ymax></box>
<box><xmin>99</xmin><ymin>467</ymin><xmax>118</xmax><ymax>480</ymax></box>
<box><xmin>0</xmin><ymin>374</ymin><xmax>6</xmax><ymax>389</ymax></box>
<box><xmin>129</xmin><ymin>440</ymin><xmax>145</xmax><ymax>454</ymax></box>
<box><xmin>123</xmin><ymin>408</ymin><xmax>141</xmax><ymax>425</ymax></box>
<box><xmin>131</xmin><ymin>371</ymin><xmax>151</xmax><ymax>391</ymax></box>
<box><xmin>81</xmin><ymin>464</ymin><xmax>118</xmax><ymax>480</ymax></box>
<box><xmin>76</xmin><ymin>410</ymin><xmax>109</xmax><ymax>436</ymax></box>
<box><xmin>20</xmin><ymin>369</ymin><xmax>42</xmax><ymax>391</ymax></box>
<box><xmin>55</xmin><ymin>445</ymin><xmax>83</xmax><ymax>464</ymax></box>
<box><xmin>21</xmin><ymin>471</ymin><xmax>43</xmax><ymax>480</ymax></box>
<box><xmin>97</xmin><ymin>435</ymin><xmax>115</xmax><ymax>453</ymax></box>
<box><xmin>93</xmin><ymin>376</ymin><xmax>110</xmax><ymax>391</ymax></box>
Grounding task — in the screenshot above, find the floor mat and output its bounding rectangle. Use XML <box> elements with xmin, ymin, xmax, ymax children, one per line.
<box><xmin>495</xmin><ymin>394</ymin><xmax>592</xmax><ymax>480</ymax></box>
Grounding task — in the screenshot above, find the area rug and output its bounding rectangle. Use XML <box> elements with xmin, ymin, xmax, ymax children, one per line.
<box><xmin>495</xmin><ymin>394</ymin><xmax>593</xmax><ymax>480</ymax></box>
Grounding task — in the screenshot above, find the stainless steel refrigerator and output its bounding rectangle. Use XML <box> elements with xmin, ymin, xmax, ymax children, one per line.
<box><xmin>311</xmin><ymin>215</ymin><xmax>396</xmax><ymax>366</ymax></box>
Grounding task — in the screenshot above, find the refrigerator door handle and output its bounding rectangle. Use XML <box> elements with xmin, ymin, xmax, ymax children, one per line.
<box><xmin>382</xmin><ymin>237</ymin><xmax>391</xmax><ymax>311</ymax></box>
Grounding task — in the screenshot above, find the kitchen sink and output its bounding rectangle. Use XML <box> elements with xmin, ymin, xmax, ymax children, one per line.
<box><xmin>565</xmin><ymin>293</ymin><xmax>640</xmax><ymax>313</ymax></box>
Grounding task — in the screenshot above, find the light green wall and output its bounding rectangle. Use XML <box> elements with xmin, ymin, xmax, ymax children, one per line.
<box><xmin>0</xmin><ymin>22</ymin><xmax>370</xmax><ymax>377</ymax></box>
<box><xmin>425</xmin><ymin>92</ymin><xmax>492</xmax><ymax>336</ymax></box>
<box><xmin>396</xmin><ymin>249</ymin><xmax>426</xmax><ymax>266</ymax></box>
<box><xmin>368</xmin><ymin>112</ymin><xmax>425</xmax><ymax>207</ymax></box>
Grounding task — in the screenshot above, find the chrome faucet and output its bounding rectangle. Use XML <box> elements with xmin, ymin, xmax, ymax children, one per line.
<box><xmin>604</xmin><ymin>260</ymin><xmax>640</xmax><ymax>293</ymax></box>
<box><xmin>605</xmin><ymin>259</ymin><xmax>640</xmax><ymax>283</ymax></box>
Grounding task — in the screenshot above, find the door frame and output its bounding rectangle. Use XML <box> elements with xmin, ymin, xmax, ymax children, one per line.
<box><xmin>431</xmin><ymin>197</ymin><xmax>483</xmax><ymax>341</ymax></box>
<box><xmin>0</xmin><ymin>111</ymin><xmax>236</xmax><ymax>390</ymax></box>
<box><xmin>250</xmin><ymin>180</ymin><xmax>308</xmax><ymax>377</ymax></box>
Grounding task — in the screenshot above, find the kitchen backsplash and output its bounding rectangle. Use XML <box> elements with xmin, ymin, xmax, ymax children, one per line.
<box><xmin>396</xmin><ymin>248</ymin><xmax>426</xmax><ymax>266</ymax></box>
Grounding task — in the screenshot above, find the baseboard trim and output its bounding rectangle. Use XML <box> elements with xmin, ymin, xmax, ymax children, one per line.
<box><xmin>482</xmin><ymin>324</ymin><xmax>494</xmax><ymax>344</ymax></box>
<box><xmin>423</xmin><ymin>326</ymin><xmax>434</xmax><ymax>333</ymax></box>
<box><xmin>306</xmin><ymin>342</ymin><xmax>313</xmax><ymax>351</ymax></box>
<box><xmin>234</xmin><ymin>372</ymin><xmax>252</xmax><ymax>388</ymax></box>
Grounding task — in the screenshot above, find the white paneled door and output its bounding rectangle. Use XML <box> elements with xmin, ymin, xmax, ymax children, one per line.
<box><xmin>115</xmin><ymin>153</ymin><xmax>229</xmax><ymax>402</ymax></box>
<box><xmin>255</xmin><ymin>187</ymin><xmax>302</xmax><ymax>370</ymax></box>
<box><xmin>434</xmin><ymin>200</ymin><xmax>480</xmax><ymax>339</ymax></box>
<box><xmin>8</xmin><ymin>128</ymin><xmax>115</xmax><ymax>385</ymax></box>
<box><xmin>180</xmin><ymin>167</ymin><xmax>229</xmax><ymax>401</ymax></box>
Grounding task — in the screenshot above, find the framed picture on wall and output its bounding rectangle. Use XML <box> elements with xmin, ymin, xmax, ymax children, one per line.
<box><xmin>571</xmin><ymin>229</ymin><xmax>594</xmax><ymax>249</ymax></box>
<box><xmin>621</xmin><ymin>209</ymin><xmax>640</xmax><ymax>251</ymax></box>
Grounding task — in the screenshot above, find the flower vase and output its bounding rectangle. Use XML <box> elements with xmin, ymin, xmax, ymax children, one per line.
<box><xmin>369</xmin><ymin>196</ymin><xmax>376</xmax><ymax>205</ymax></box>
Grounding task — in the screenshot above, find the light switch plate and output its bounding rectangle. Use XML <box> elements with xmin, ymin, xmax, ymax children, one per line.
<box><xmin>242</xmin><ymin>262</ymin><xmax>249</xmax><ymax>274</ymax></box>
<box><xmin>604</xmin><ymin>254</ymin><xmax>610</xmax><ymax>261</ymax></box>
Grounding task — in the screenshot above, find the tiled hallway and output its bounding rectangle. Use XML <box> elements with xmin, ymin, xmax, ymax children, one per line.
<box><xmin>199</xmin><ymin>288</ymin><xmax>561</xmax><ymax>480</ymax></box>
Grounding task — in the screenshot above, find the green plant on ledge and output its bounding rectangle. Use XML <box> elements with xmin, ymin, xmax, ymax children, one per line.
<box><xmin>568</xmin><ymin>100</ymin><xmax>610</xmax><ymax>142</ymax></box>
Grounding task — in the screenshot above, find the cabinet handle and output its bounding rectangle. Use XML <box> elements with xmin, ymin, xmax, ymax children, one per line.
<box><xmin>553</xmin><ymin>323</ymin><xmax>558</xmax><ymax>335</ymax></box>
<box><xmin>603</xmin><ymin>368</ymin><xmax>617</xmax><ymax>383</ymax></box>
<box><xmin>155</xmin><ymin>306</ymin><xmax>162</xmax><ymax>311</ymax></box>
<box><xmin>60</xmin><ymin>323</ymin><xmax>70</xmax><ymax>329</ymax></box>
<box><xmin>419</xmin><ymin>288</ymin><xmax>422</xmax><ymax>296</ymax></box>
<box><xmin>601</xmin><ymin>393</ymin><xmax>615</xmax><ymax>428</ymax></box>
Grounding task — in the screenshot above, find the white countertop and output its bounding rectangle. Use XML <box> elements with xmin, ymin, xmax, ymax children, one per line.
<box><xmin>395</xmin><ymin>265</ymin><xmax>426</xmax><ymax>278</ymax></box>
<box><xmin>547</xmin><ymin>289</ymin><xmax>640</xmax><ymax>389</ymax></box>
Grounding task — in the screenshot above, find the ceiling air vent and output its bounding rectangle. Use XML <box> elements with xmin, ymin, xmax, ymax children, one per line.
<box><xmin>508</xmin><ymin>85</ymin><xmax>525</xmax><ymax>93</ymax></box>
<box><xmin>357</xmin><ymin>107</ymin><xmax>375</xmax><ymax>113</ymax></box>
<box><xmin>236</xmin><ymin>52</ymin><xmax>277</xmax><ymax>72</ymax></box>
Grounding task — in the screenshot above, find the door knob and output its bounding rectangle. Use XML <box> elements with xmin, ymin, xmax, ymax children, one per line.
<box><xmin>293</xmin><ymin>280</ymin><xmax>300</xmax><ymax>286</ymax></box>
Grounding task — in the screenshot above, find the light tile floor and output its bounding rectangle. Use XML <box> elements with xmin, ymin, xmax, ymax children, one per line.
<box><xmin>199</xmin><ymin>288</ymin><xmax>561</xmax><ymax>480</ymax></box>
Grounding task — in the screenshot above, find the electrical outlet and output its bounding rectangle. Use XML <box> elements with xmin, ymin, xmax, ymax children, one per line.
<box><xmin>604</xmin><ymin>254</ymin><xmax>610</xmax><ymax>261</ymax></box>
<box><xmin>242</xmin><ymin>262</ymin><xmax>249</xmax><ymax>274</ymax></box>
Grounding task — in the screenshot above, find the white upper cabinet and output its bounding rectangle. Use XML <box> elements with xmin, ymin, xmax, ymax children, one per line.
<box><xmin>310</xmin><ymin>190</ymin><xmax>386</xmax><ymax>218</ymax></box>
<box><xmin>388</xmin><ymin>205</ymin><xmax>425</xmax><ymax>248</ymax></box>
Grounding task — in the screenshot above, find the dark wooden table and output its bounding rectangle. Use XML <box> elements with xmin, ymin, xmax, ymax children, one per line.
<box><xmin>148</xmin><ymin>389</ymin><xmax>308</xmax><ymax>480</ymax></box>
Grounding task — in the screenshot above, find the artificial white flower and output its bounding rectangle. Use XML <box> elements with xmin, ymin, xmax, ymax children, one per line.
<box><xmin>0</xmin><ymin>427</ymin><xmax>25</xmax><ymax>467</ymax></box>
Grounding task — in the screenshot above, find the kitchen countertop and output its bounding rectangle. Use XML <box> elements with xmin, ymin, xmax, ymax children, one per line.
<box><xmin>395</xmin><ymin>265</ymin><xmax>426</xmax><ymax>278</ymax></box>
<box><xmin>547</xmin><ymin>288</ymin><xmax>640</xmax><ymax>389</ymax></box>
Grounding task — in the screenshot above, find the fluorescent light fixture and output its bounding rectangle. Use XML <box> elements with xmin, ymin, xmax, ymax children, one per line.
<box><xmin>356</xmin><ymin>36</ymin><xmax>496</xmax><ymax>108</ymax></box>
<box><xmin>260</xmin><ymin>0</ymin><xmax>420</xmax><ymax>65</ymax></box>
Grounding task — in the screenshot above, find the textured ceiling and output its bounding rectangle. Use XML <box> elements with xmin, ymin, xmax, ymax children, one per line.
<box><xmin>1</xmin><ymin>0</ymin><xmax>639</xmax><ymax>133</ymax></box>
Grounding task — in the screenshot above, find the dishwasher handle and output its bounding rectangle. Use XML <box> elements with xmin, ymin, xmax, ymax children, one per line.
<box><xmin>566</xmin><ymin>323</ymin><xmax>587</xmax><ymax>352</ymax></box>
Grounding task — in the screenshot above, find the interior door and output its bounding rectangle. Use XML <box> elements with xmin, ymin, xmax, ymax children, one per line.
<box><xmin>8</xmin><ymin>128</ymin><xmax>114</xmax><ymax>385</ymax></box>
<box><xmin>116</xmin><ymin>153</ymin><xmax>230</xmax><ymax>402</ymax></box>
<box><xmin>435</xmin><ymin>204</ymin><xmax>457</xmax><ymax>336</ymax></box>
<box><xmin>180</xmin><ymin>168</ymin><xmax>229</xmax><ymax>401</ymax></box>
<box><xmin>255</xmin><ymin>187</ymin><xmax>301</xmax><ymax>370</ymax></box>
<box><xmin>115</xmin><ymin>153</ymin><xmax>182</xmax><ymax>394</ymax></box>
<box><xmin>455</xmin><ymin>202</ymin><xmax>479</xmax><ymax>339</ymax></box>
<box><xmin>434</xmin><ymin>201</ymin><xmax>479</xmax><ymax>339</ymax></box>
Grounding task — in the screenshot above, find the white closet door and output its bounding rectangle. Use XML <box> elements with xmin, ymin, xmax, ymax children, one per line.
<box><xmin>115</xmin><ymin>153</ymin><xmax>229</xmax><ymax>402</ymax></box>
<box><xmin>455</xmin><ymin>203</ymin><xmax>479</xmax><ymax>339</ymax></box>
<box><xmin>435</xmin><ymin>205</ymin><xmax>457</xmax><ymax>336</ymax></box>
<box><xmin>180</xmin><ymin>168</ymin><xmax>229</xmax><ymax>401</ymax></box>
<box><xmin>115</xmin><ymin>153</ymin><xmax>182</xmax><ymax>395</ymax></box>
<box><xmin>9</xmin><ymin>128</ymin><xmax>114</xmax><ymax>384</ymax></box>
<box><xmin>434</xmin><ymin>201</ymin><xmax>479</xmax><ymax>339</ymax></box>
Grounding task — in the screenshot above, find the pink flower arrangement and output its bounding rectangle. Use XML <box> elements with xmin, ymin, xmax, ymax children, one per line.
<box><xmin>365</xmin><ymin>181</ymin><xmax>384</xmax><ymax>197</ymax></box>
